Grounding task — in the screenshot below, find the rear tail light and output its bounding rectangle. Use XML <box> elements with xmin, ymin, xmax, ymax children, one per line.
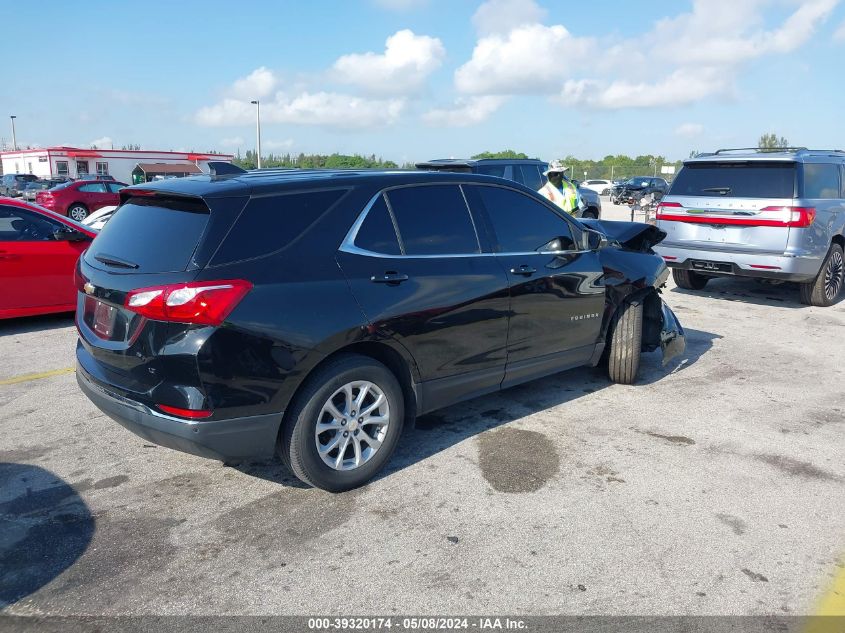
<box><xmin>124</xmin><ymin>279</ymin><xmax>252</xmax><ymax>325</ymax></box>
<box><xmin>656</xmin><ymin>203</ymin><xmax>815</xmax><ymax>228</ymax></box>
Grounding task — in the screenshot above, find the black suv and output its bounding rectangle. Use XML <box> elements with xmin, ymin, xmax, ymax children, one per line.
<box><xmin>416</xmin><ymin>158</ymin><xmax>602</xmax><ymax>219</ymax></box>
<box><xmin>1</xmin><ymin>173</ymin><xmax>40</xmax><ymax>197</ymax></box>
<box><xmin>76</xmin><ymin>165</ymin><xmax>685</xmax><ymax>491</ymax></box>
<box><xmin>610</xmin><ymin>176</ymin><xmax>670</xmax><ymax>204</ymax></box>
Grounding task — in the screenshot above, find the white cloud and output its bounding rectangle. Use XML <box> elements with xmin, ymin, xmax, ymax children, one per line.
<box><xmin>370</xmin><ymin>0</ymin><xmax>428</xmax><ymax>10</ymax></box>
<box><xmin>423</xmin><ymin>96</ymin><xmax>507</xmax><ymax>127</ymax></box>
<box><xmin>89</xmin><ymin>136</ymin><xmax>113</xmax><ymax>148</ymax></box>
<box><xmin>675</xmin><ymin>123</ymin><xmax>705</xmax><ymax>138</ymax></box>
<box><xmin>455</xmin><ymin>23</ymin><xmax>594</xmax><ymax>95</ymax></box>
<box><xmin>197</xmin><ymin>92</ymin><xmax>405</xmax><ymax>129</ymax></box>
<box><xmin>472</xmin><ymin>0</ymin><xmax>547</xmax><ymax>36</ymax></box>
<box><xmin>229</xmin><ymin>66</ymin><xmax>278</xmax><ymax>100</ymax></box>
<box><xmin>449</xmin><ymin>0</ymin><xmax>838</xmax><ymax>113</ymax></box>
<box><xmin>332</xmin><ymin>29</ymin><xmax>445</xmax><ymax>95</ymax></box>
<box><xmin>220</xmin><ymin>136</ymin><xmax>245</xmax><ymax>147</ymax></box>
<box><xmin>833</xmin><ymin>18</ymin><xmax>845</xmax><ymax>40</ymax></box>
<box><xmin>561</xmin><ymin>67</ymin><xmax>730</xmax><ymax>109</ymax></box>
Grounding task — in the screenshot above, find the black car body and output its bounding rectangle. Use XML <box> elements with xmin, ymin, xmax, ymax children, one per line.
<box><xmin>611</xmin><ymin>176</ymin><xmax>670</xmax><ymax>203</ymax></box>
<box><xmin>76</xmin><ymin>166</ymin><xmax>684</xmax><ymax>491</ymax></box>
<box><xmin>416</xmin><ymin>158</ymin><xmax>601</xmax><ymax>218</ymax></box>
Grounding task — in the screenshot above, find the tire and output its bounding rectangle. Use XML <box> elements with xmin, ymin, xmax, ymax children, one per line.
<box><xmin>607</xmin><ymin>301</ymin><xmax>643</xmax><ymax>385</ymax></box>
<box><xmin>800</xmin><ymin>243</ymin><xmax>844</xmax><ymax>307</ymax></box>
<box><xmin>67</xmin><ymin>204</ymin><xmax>89</xmax><ymax>221</ymax></box>
<box><xmin>582</xmin><ymin>208</ymin><xmax>599</xmax><ymax>219</ymax></box>
<box><xmin>601</xmin><ymin>189</ymin><xmax>610</xmax><ymax>196</ymax></box>
<box><xmin>672</xmin><ymin>268</ymin><xmax>709</xmax><ymax>290</ymax></box>
<box><xmin>280</xmin><ymin>353</ymin><xmax>404</xmax><ymax>492</ymax></box>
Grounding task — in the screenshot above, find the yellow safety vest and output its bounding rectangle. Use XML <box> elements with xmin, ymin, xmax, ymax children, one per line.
<box><xmin>538</xmin><ymin>181</ymin><xmax>577</xmax><ymax>215</ymax></box>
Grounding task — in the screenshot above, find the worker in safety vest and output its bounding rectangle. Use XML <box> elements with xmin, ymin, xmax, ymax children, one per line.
<box><xmin>539</xmin><ymin>161</ymin><xmax>580</xmax><ymax>215</ymax></box>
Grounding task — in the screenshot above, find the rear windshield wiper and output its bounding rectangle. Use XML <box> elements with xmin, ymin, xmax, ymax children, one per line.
<box><xmin>94</xmin><ymin>253</ymin><xmax>139</xmax><ymax>269</ymax></box>
<box><xmin>701</xmin><ymin>187</ymin><xmax>732</xmax><ymax>195</ymax></box>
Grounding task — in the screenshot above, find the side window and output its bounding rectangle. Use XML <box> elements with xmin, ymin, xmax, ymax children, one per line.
<box><xmin>107</xmin><ymin>183</ymin><xmax>125</xmax><ymax>193</ymax></box>
<box><xmin>0</xmin><ymin>206</ymin><xmax>59</xmax><ymax>242</ymax></box>
<box><xmin>212</xmin><ymin>189</ymin><xmax>347</xmax><ymax>264</ymax></box>
<box><xmin>518</xmin><ymin>165</ymin><xmax>543</xmax><ymax>190</ymax></box>
<box><xmin>476</xmin><ymin>165</ymin><xmax>506</xmax><ymax>178</ymax></box>
<box><xmin>79</xmin><ymin>183</ymin><xmax>107</xmax><ymax>193</ymax></box>
<box><xmin>803</xmin><ymin>163</ymin><xmax>840</xmax><ymax>199</ymax></box>
<box><xmin>354</xmin><ymin>194</ymin><xmax>401</xmax><ymax>255</ymax></box>
<box><xmin>386</xmin><ymin>185</ymin><xmax>479</xmax><ymax>255</ymax></box>
<box><xmin>841</xmin><ymin>165</ymin><xmax>845</xmax><ymax>198</ymax></box>
<box><xmin>470</xmin><ymin>185</ymin><xmax>576</xmax><ymax>253</ymax></box>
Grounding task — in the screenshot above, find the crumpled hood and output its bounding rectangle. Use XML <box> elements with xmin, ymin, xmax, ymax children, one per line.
<box><xmin>580</xmin><ymin>219</ymin><xmax>667</xmax><ymax>253</ymax></box>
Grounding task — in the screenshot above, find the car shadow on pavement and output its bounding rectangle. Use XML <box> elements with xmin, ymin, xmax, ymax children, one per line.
<box><xmin>0</xmin><ymin>313</ymin><xmax>76</xmax><ymax>337</ymax></box>
<box><xmin>229</xmin><ymin>327</ymin><xmax>718</xmax><ymax>488</ymax></box>
<box><xmin>0</xmin><ymin>463</ymin><xmax>95</xmax><ymax>607</ymax></box>
<box><xmin>669</xmin><ymin>277</ymin><xmax>834</xmax><ymax>309</ymax></box>
<box><xmin>379</xmin><ymin>326</ymin><xmax>719</xmax><ymax>484</ymax></box>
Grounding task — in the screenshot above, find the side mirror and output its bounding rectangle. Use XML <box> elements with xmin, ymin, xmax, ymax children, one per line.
<box><xmin>582</xmin><ymin>228</ymin><xmax>608</xmax><ymax>251</ymax></box>
<box><xmin>53</xmin><ymin>227</ymin><xmax>88</xmax><ymax>242</ymax></box>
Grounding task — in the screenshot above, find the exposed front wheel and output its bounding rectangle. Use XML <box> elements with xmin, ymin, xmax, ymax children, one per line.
<box><xmin>68</xmin><ymin>204</ymin><xmax>89</xmax><ymax>221</ymax></box>
<box><xmin>280</xmin><ymin>354</ymin><xmax>404</xmax><ymax>492</ymax></box>
<box><xmin>582</xmin><ymin>208</ymin><xmax>599</xmax><ymax>219</ymax></box>
<box><xmin>607</xmin><ymin>301</ymin><xmax>643</xmax><ymax>384</ymax></box>
<box><xmin>672</xmin><ymin>268</ymin><xmax>709</xmax><ymax>290</ymax></box>
<box><xmin>800</xmin><ymin>244</ymin><xmax>844</xmax><ymax>307</ymax></box>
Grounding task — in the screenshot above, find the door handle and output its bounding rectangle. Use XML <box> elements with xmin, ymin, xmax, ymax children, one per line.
<box><xmin>371</xmin><ymin>272</ymin><xmax>409</xmax><ymax>285</ymax></box>
<box><xmin>510</xmin><ymin>265</ymin><xmax>537</xmax><ymax>276</ymax></box>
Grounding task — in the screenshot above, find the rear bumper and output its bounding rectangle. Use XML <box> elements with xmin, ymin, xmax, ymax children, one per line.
<box><xmin>77</xmin><ymin>364</ymin><xmax>282</xmax><ymax>461</ymax></box>
<box><xmin>655</xmin><ymin>244</ymin><xmax>822</xmax><ymax>282</ymax></box>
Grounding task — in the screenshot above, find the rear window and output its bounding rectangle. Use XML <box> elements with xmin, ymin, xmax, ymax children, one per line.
<box><xmin>670</xmin><ymin>162</ymin><xmax>796</xmax><ymax>198</ymax></box>
<box><xmin>211</xmin><ymin>189</ymin><xmax>347</xmax><ymax>264</ymax></box>
<box><xmin>87</xmin><ymin>196</ymin><xmax>210</xmax><ymax>273</ymax></box>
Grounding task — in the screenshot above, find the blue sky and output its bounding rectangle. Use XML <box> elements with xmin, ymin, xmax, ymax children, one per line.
<box><xmin>3</xmin><ymin>0</ymin><xmax>844</xmax><ymax>163</ymax></box>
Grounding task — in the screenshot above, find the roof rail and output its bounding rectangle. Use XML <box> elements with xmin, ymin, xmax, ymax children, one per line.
<box><xmin>207</xmin><ymin>161</ymin><xmax>246</xmax><ymax>177</ymax></box>
<box><xmin>713</xmin><ymin>147</ymin><xmax>808</xmax><ymax>154</ymax></box>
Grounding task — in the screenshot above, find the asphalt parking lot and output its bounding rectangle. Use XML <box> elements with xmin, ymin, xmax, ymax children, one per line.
<box><xmin>1</xmin><ymin>202</ymin><xmax>843</xmax><ymax>617</ymax></box>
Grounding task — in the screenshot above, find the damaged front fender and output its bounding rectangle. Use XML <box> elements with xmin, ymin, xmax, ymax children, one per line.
<box><xmin>659</xmin><ymin>301</ymin><xmax>685</xmax><ymax>367</ymax></box>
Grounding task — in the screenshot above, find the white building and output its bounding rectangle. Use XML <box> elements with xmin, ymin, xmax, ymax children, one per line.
<box><xmin>0</xmin><ymin>147</ymin><xmax>234</xmax><ymax>184</ymax></box>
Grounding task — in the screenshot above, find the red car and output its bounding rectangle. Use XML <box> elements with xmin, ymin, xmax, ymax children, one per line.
<box><xmin>0</xmin><ymin>197</ymin><xmax>97</xmax><ymax>319</ymax></box>
<box><xmin>36</xmin><ymin>180</ymin><xmax>127</xmax><ymax>221</ymax></box>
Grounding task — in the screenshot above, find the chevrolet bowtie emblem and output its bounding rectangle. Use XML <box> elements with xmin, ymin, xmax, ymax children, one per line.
<box><xmin>83</xmin><ymin>282</ymin><xmax>96</xmax><ymax>295</ymax></box>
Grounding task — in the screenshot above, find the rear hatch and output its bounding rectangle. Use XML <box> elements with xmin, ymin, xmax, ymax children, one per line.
<box><xmin>656</xmin><ymin>161</ymin><xmax>803</xmax><ymax>256</ymax></box>
<box><xmin>76</xmin><ymin>192</ymin><xmax>244</xmax><ymax>400</ymax></box>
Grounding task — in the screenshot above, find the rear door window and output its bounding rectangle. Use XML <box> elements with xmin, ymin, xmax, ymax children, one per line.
<box><xmin>517</xmin><ymin>165</ymin><xmax>543</xmax><ymax>190</ymax></box>
<box><xmin>802</xmin><ymin>163</ymin><xmax>841</xmax><ymax>199</ymax></box>
<box><xmin>212</xmin><ymin>189</ymin><xmax>347</xmax><ymax>264</ymax></box>
<box><xmin>386</xmin><ymin>185</ymin><xmax>479</xmax><ymax>255</ymax></box>
<box><xmin>670</xmin><ymin>162</ymin><xmax>796</xmax><ymax>198</ymax></box>
<box><xmin>87</xmin><ymin>196</ymin><xmax>211</xmax><ymax>273</ymax></box>
<box><xmin>79</xmin><ymin>183</ymin><xmax>108</xmax><ymax>193</ymax></box>
<box><xmin>476</xmin><ymin>165</ymin><xmax>507</xmax><ymax>178</ymax></box>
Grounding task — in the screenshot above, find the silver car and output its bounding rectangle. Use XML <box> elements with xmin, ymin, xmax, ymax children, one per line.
<box><xmin>655</xmin><ymin>148</ymin><xmax>845</xmax><ymax>306</ymax></box>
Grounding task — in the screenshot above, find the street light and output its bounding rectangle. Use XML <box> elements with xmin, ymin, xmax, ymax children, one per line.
<box><xmin>250</xmin><ymin>100</ymin><xmax>262</xmax><ymax>169</ymax></box>
<box><xmin>10</xmin><ymin>115</ymin><xmax>17</xmax><ymax>151</ymax></box>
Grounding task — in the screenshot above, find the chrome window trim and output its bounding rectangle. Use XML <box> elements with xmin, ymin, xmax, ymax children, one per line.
<box><xmin>339</xmin><ymin>181</ymin><xmax>587</xmax><ymax>259</ymax></box>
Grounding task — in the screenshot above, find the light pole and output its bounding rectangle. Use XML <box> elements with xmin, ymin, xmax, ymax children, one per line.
<box><xmin>10</xmin><ymin>115</ymin><xmax>17</xmax><ymax>151</ymax></box>
<box><xmin>250</xmin><ymin>100</ymin><xmax>262</xmax><ymax>169</ymax></box>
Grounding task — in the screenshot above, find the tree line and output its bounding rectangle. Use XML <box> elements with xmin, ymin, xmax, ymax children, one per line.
<box><xmin>233</xmin><ymin>150</ymin><xmax>402</xmax><ymax>170</ymax></box>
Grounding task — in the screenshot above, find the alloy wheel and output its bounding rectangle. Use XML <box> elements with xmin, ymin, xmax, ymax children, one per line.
<box><xmin>69</xmin><ymin>206</ymin><xmax>87</xmax><ymax>221</ymax></box>
<box><xmin>314</xmin><ymin>380</ymin><xmax>390</xmax><ymax>471</ymax></box>
<box><xmin>824</xmin><ymin>249</ymin><xmax>844</xmax><ymax>301</ymax></box>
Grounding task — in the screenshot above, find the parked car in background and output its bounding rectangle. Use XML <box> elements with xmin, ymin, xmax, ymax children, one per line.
<box><xmin>415</xmin><ymin>158</ymin><xmax>600</xmax><ymax>218</ymax></box>
<box><xmin>0</xmin><ymin>197</ymin><xmax>96</xmax><ymax>319</ymax></box>
<box><xmin>611</xmin><ymin>177</ymin><xmax>669</xmax><ymax>204</ymax></box>
<box><xmin>75</xmin><ymin>174</ymin><xmax>117</xmax><ymax>182</ymax></box>
<box><xmin>81</xmin><ymin>205</ymin><xmax>118</xmax><ymax>230</ymax></box>
<box><xmin>581</xmin><ymin>179</ymin><xmax>613</xmax><ymax>195</ymax></box>
<box><xmin>75</xmin><ymin>164</ymin><xmax>684</xmax><ymax>492</ymax></box>
<box><xmin>1</xmin><ymin>173</ymin><xmax>40</xmax><ymax>197</ymax></box>
<box><xmin>21</xmin><ymin>178</ymin><xmax>72</xmax><ymax>202</ymax></box>
<box><xmin>656</xmin><ymin>148</ymin><xmax>845</xmax><ymax>306</ymax></box>
<box><xmin>36</xmin><ymin>180</ymin><xmax>127</xmax><ymax>221</ymax></box>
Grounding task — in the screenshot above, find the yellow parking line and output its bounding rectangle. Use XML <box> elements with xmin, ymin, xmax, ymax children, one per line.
<box><xmin>0</xmin><ymin>367</ymin><xmax>75</xmax><ymax>386</ymax></box>
<box><xmin>805</xmin><ymin>562</ymin><xmax>845</xmax><ymax>633</ymax></box>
